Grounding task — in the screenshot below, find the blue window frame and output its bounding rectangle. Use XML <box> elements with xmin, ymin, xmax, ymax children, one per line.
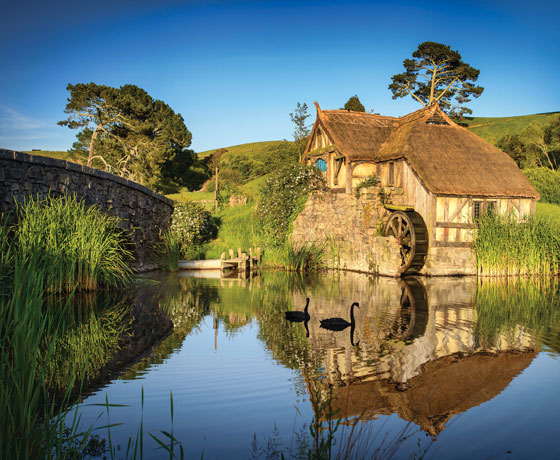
<box><xmin>314</xmin><ymin>158</ymin><xmax>327</xmax><ymax>172</ymax></box>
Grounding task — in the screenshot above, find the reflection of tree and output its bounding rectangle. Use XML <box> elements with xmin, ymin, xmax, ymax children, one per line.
<box><xmin>475</xmin><ymin>279</ymin><xmax>560</xmax><ymax>353</ymax></box>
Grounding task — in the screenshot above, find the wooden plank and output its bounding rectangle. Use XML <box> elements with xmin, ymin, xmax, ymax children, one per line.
<box><xmin>435</xmin><ymin>241</ymin><xmax>472</xmax><ymax>248</ymax></box>
<box><xmin>436</xmin><ymin>222</ymin><xmax>476</xmax><ymax>229</ymax></box>
<box><xmin>385</xmin><ymin>204</ymin><xmax>415</xmax><ymax>212</ymax></box>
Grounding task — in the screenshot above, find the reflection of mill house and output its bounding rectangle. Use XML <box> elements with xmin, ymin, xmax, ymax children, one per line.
<box><xmin>294</xmin><ymin>103</ymin><xmax>539</xmax><ymax>276</ymax></box>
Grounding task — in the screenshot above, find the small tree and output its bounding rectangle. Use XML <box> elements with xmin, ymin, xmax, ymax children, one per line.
<box><xmin>388</xmin><ymin>41</ymin><xmax>484</xmax><ymax>115</ymax></box>
<box><xmin>343</xmin><ymin>95</ymin><xmax>366</xmax><ymax>112</ymax></box>
<box><xmin>290</xmin><ymin>102</ymin><xmax>311</xmax><ymax>160</ymax></box>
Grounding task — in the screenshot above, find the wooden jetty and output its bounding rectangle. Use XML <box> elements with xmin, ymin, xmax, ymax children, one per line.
<box><xmin>178</xmin><ymin>247</ymin><xmax>261</xmax><ymax>276</ymax></box>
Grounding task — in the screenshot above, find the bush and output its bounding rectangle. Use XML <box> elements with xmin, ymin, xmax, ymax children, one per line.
<box><xmin>171</xmin><ymin>201</ymin><xmax>217</xmax><ymax>255</ymax></box>
<box><xmin>523</xmin><ymin>167</ymin><xmax>560</xmax><ymax>204</ymax></box>
<box><xmin>257</xmin><ymin>164</ymin><xmax>326</xmax><ymax>245</ymax></box>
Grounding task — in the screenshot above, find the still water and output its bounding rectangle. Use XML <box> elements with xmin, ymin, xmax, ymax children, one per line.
<box><xmin>70</xmin><ymin>271</ymin><xmax>560</xmax><ymax>459</ymax></box>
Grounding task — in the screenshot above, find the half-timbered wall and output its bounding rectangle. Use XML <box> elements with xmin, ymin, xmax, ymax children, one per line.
<box><xmin>434</xmin><ymin>196</ymin><xmax>535</xmax><ymax>247</ymax></box>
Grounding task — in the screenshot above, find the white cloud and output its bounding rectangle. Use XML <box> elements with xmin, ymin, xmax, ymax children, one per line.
<box><xmin>0</xmin><ymin>104</ymin><xmax>47</xmax><ymax>131</ymax></box>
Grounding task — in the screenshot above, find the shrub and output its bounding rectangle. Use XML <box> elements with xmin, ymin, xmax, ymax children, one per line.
<box><xmin>523</xmin><ymin>167</ymin><xmax>560</xmax><ymax>204</ymax></box>
<box><xmin>256</xmin><ymin>164</ymin><xmax>326</xmax><ymax>245</ymax></box>
<box><xmin>171</xmin><ymin>201</ymin><xmax>217</xmax><ymax>255</ymax></box>
<box><xmin>354</xmin><ymin>175</ymin><xmax>381</xmax><ymax>199</ymax></box>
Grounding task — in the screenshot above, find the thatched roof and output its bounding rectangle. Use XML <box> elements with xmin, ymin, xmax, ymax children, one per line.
<box><xmin>305</xmin><ymin>103</ymin><xmax>539</xmax><ymax>199</ymax></box>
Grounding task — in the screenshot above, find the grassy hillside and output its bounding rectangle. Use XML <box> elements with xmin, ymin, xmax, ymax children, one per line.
<box><xmin>197</xmin><ymin>140</ymin><xmax>291</xmax><ymax>159</ymax></box>
<box><xmin>462</xmin><ymin>112</ymin><xmax>559</xmax><ymax>145</ymax></box>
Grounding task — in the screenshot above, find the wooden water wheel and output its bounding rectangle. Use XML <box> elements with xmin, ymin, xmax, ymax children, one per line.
<box><xmin>384</xmin><ymin>210</ymin><xmax>428</xmax><ymax>275</ymax></box>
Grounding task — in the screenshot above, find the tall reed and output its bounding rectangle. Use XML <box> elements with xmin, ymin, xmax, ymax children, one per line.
<box><xmin>474</xmin><ymin>213</ymin><xmax>560</xmax><ymax>276</ymax></box>
<box><xmin>269</xmin><ymin>241</ymin><xmax>325</xmax><ymax>272</ymax></box>
<box><xmin>15</xmin><ymin>195</ymin><xmax>132</xmax><ymax>292</ymax></box>
<box><xmin>160</xmin><ymin>229</ymin><xmax>181</xmax><ymax>271</ymax></box>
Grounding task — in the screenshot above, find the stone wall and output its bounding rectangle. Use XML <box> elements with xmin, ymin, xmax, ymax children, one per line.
<box><xmin>292</xmin><ymin>189</ymin><xmax>402</xmax><ymax>276</ymax></box>
<box><xmin>0</xmin><ymin>149</ymin><xmax>173</xmax><ymax>270</ymax></box>
<box><xmin>421</xmin><ymin>246</ymin><xmax>477</xmax><ymax>276</ymax></box>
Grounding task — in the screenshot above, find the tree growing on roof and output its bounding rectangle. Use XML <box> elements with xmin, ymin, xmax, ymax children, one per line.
<box><xmin>59</xmin><ymin>82</ymin><xmax>193</xmax><ymax>191</ymax></box>
<box><xmin>388</xmin><ymin>41</ymin><xmax>484</xmax><ymax>118</ymax></box>
<box><xmin>343</xmin><ymin>95</ymin><xmax>366</xmax><ymax>112</ymax></box>
<box><xmin>290</xmin><ymin>102</ymin><xmax>311</xmax><ymax>160</ymax></box>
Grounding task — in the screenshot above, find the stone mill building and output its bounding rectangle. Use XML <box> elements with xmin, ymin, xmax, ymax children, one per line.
<box><xmin>292</xmin><ymin>103</ymin><xmax>539</xmax><ymax>276</ymax></box>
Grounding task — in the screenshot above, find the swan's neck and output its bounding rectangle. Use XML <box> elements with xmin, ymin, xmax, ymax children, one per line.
<box><xmin>350</xmin><ymin>304</ymin><xmax>355</xmax><ymax>323</ymax></box>
<box><xmin>304</xmin><ymin>299</ymin><xmax>309</xmax><ymax>314</ymax></box>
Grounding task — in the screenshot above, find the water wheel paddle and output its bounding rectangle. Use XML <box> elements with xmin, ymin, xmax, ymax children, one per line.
<box><xmin>384</xmin><ymin>211</ymin><xmax>428</xmax><ymax>275</ymax></box>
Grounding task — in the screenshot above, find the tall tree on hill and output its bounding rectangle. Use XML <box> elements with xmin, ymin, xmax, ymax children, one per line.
<box><xmin>59</xmin><ymin>82</ymin><xmax>193</xmax><ymax>190</ymax></box>
<box><xmin>388</xmin><ymin>41</ymin><xmax>484</xmax><ymax>118</ymax></box>
<box><xmin>290</xmin><ymin>102</ymin><xmax>311</xmax><ymax>160</ymax></box>
<box><xmin>343</xmin><ymin>95</ymin><xmax>366</xmax><ymax>112</ymax></box>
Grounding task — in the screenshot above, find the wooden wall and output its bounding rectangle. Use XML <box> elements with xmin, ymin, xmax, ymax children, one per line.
<box><xmin>434</xmin><ymin>196</ymin><xmax>535</xmax><ymax>247</ymax></box>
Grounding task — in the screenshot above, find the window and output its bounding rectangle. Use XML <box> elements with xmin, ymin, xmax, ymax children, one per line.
<box><xmin>388</xmin><ymin>162</ymin><xmax>395</xmax><ymax>186</ymax></box>
<box><xmin>473</xmin><ymin>200</ymin><xmax>497</xmax><ymax>220</ymax></box>
<box><xmin>473</xmin><ymin>201</ymin><xmax>481</xmax><ymax>219</ymax></box>
<box><xmin>314</xmin><ymin>158</ymin><xmax>327</xmax><ymax>172</ymax></box>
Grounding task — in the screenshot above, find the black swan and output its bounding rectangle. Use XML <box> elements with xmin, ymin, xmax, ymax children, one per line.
<box><xmin>285</xmin><ymin>298</ymin><xmax>310</xmax><ymax>322</ymax></box>
<box><xmin>320</xmin><ymin>302</ymin><xmax>359</xmax><ymax>331</ymax></box>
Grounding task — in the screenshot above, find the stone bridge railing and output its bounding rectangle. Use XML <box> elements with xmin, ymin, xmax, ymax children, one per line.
<box><xmin>0</xmin><ymin>149</ymin><xmax>173</xmax><ymax>271</ymax></box>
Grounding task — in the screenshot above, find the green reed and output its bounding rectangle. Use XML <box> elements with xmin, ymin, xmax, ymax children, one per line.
<box><xmin>474</xmin><ymin>213</ymin><xmax>560</xmax><ymax>276</ymax></box>
<box><xmin>0</xmin><ymin>231</ymin><xmax>185</xmax><ymax>458</ymax></box>
<box><xmin>266</xmin><ymin>241</ymin><xmax>325</xmax><ymax>272</ymax></box>
<box><xmin>15</xmin><ymin>195</ymin><xmax>132</xmax><ymax>292</ymax></box>
<box><xmin>160</xmin><ymin>229</ymin><xmax>182</xmax><ymax>271</ymax></box>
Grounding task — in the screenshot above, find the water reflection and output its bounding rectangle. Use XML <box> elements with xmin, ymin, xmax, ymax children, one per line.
<box><xmin>67</xmin><ymin>271</ymin><xmax>560</xmax><ymax>455</ymax></box>
<box><xmin>292</xmin><ymin>275</ymin><xmax>540</xmax><ymax>435</ymax></box>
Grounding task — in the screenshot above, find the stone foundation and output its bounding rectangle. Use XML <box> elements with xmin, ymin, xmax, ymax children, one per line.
<box><xmin>293</xmin><ymin>190</ymin><xmax>478</xmax><ymax>277</ymax></box>
<box><xmin>421</xmin><ymin>246</ymin><xmax>477</xmax><ymax>276</ymax></box>
<box><xmin>292</xmin><ymin>191</ymin><xmax>401</xmax><ymax>276</ymax></box>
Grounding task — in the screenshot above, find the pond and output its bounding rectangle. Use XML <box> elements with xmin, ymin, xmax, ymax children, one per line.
<box><xmin>66</xmin><ymin>271</ymin><xmax>560</xmax><ymax>459</ymax></box>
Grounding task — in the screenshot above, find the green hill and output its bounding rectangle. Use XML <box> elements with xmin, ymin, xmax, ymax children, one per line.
<box><xmin>461</xmin><ymin>112</ymin><xmax>559</xmax><ymax>145</ymax></box>
<box><xmin>197</xmin><ymin>140</ymin><xmax>292</xmax><ymax>159</ymax></box>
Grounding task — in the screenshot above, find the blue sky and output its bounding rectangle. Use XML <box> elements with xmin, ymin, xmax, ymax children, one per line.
<box><xmin>1</xmin><ymin>0</ymin><xmax>559</xmax><ymax>152</ymax></box>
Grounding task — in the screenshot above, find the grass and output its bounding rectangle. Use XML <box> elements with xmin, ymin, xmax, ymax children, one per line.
<box><xmin>159</xmin><ymin>229</ymin><xmax>182</xmax><ymax>271</ymax></box>
<box><xmin>473</xmin><ymin>213</ymin><xmax>560</xmax><ymax>276</ymax></box>
<box><xmin>461</xmin><ymin>112</ymin><xmax>560</xmax><ymax>145</ymax></box>
<box><xmin>14</xmin><ymin>195</ymin><xmax>132</xmax><ymax>292</ymax></box>
<box><xmin>0</xmin><ymin>203</ymin><xmax>186</xmax><ymax>459</ymax></box>
<box><xmin>536</xmin><ymin>202</ymin><xmax>560</xmax><ymax>222</ymax></box>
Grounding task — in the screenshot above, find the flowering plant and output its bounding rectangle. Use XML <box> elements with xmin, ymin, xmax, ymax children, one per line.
<box><xmin>171</xmin><ymin>201</ymin><xmax>217</xmax><ymax>253</ymax></box>
<box><xmin>256</xmin><ymin>164</ymin><xmax>326</xmax><ymax>245</ymax></box>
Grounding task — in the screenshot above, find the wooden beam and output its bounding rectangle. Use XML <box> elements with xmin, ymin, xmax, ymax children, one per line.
<box><xmin>385</xmin><ymin>204</ymin><xmax>415</xmax><ymax>212</ymax></box>
<box><xmin>436</xmin><ymin>222</ymin><xmax>475</xmax><ymax>229</ymax></box>
<box><xmin>435</xmin><ymin>241</ymin><xmax>472</xmax><ymax>248</ymax></box>
<box><xmin>448</xmin><ymin>198</ymin><xmax>468</xmax><ymax>222</ymax></box>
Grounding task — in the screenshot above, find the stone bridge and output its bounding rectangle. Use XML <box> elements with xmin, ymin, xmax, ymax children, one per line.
<box><xmin>0</xmin><ymin>149</ymin><xmax>173</xmax><ymax>270</ymax></box>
